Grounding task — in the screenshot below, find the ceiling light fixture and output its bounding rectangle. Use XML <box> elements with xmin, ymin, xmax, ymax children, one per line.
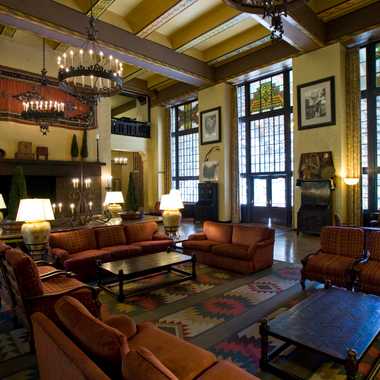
<box><xmin>57</xmin><ymin>0</ymin><xmax>123</xmax><ymax>99</ymax></box>
<box><xmin>15</xmin><ymin>39</ymin><xmax>64</xmax><ymax>135</ymax></box>
<box><xmin>224</xmin><ymin>0</ymin><xmax>288</xmax><ymax>40</ymax></box>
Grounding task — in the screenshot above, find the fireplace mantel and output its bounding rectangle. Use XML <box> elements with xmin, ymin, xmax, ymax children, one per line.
<box><xmin>0</xmin><ymin>159</ymin><xmax>106</xmax><ymax>177</ymax></box>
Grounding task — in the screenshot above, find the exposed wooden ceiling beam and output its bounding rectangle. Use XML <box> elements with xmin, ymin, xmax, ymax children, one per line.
<box><xmin>0</xmin><ymin>0</ymin><xmax>214</xmax><ymax>86</ymax></box>
<box><xmin>224</xmin><ymin>0</ymin><xmax>325</xmax><ymax>52</ymax></box>
<box><xmin>134</xmin><ymin>0</ymin><xmax>199</xmax><ymax>38</ymax></box>
<box><xmin>152</xmin><ymin>82</ymin><xmax>197</xmax><ymax>106</ymax></box>
<box><xmin>215</xmin><ymin>40</ymin><xmax>298</xmax><ymax>82</ymax></box>
<box><xmin>111</xmin><ymin>99</ymin><xmax>136</xmax><ymax>117</ymax></box>
<box><xmin>326</xmin><ymin>1</ymin><xmax>380</xmax><ymax>45</ymax></box>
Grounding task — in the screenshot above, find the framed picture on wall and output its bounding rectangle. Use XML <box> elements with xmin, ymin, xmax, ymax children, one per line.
<box><xmin>200</xmin><ymin>107</ymin><xmax>221</xmax><ymax>145</ymax></box>
<box><xmin>297</xmin><ymin>76</ymin><xmax>336</xmax><ymax>130</ymax></box>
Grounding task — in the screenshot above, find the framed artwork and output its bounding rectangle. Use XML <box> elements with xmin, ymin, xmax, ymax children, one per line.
<box><xmin>200</xmin><ymin>107</ymin><xmax>221</xmax><ymax>145</ymax></box>
<box><xmin>201</xmin><ymin>161</ymin><xmax>219</xmax><ymax>182</ymax></box>
<box><xmin>297</xmin><ymin>76</ymin><xmax>336</xmax><ymax>130</ymax></box>
<box><xmin>298</xmin><ymin>151</ymin><xmax>335</xmax><ymax>181</ymax></box>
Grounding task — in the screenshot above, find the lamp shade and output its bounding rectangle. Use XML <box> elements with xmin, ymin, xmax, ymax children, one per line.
<box><xmin>344</xmin><ymin>177</ymin><xmax>360</xmax><ymax>186</ymax></box>
<box><xmin>16</xmin><ymin>199</ymin><xmax>55</xmax><ymax>222</ymax></box>
<box><xmin>0</xmin><ymin>194</ymin><xmax>6</xmax><ymax>209</ymax></box>
<box><xmin>104</xmin><ymin>191</ymin><xmax>124</xmax><ymax>204</ymax></box>
<box><xmin>160</xmin><ymin>189</ymin><xmax>184</xmax><ymax>210</ymax></box>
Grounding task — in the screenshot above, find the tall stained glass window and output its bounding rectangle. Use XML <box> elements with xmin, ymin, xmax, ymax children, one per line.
<box><xmin>360</xmin><ymin>43</ymin><xmax>380</xmax><ymax>213</ymax></box>
<box><xmin>170</xmin><ymin>100</ymin><xmax>199</xmax><ymax>203</ymax></box>
<box><xmin>237</xmin><ymin>70</ymin><xmax>292</xmax><ymax>225</ymax></box>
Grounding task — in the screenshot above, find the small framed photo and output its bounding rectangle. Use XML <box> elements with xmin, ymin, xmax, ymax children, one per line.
<box><xmin>200</xmin><ymin>107</ymin><xmax>221</xmax><ymax>145</ymax></box>
<box><xmin>201</xmin><ymin>161</ymin><xmax>219</xmax><ymax>182</ymax></box>
<box><xmin>297</xmin><ymin>76</ymin><xmax>336</xmax><ymax>130</ymax></box>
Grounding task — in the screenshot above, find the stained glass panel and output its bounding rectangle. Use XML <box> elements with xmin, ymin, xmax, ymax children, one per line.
<box><xmin>250</xmin><ymin>74</ymin><xmax>284</xmax><ymax>114</ymax></box>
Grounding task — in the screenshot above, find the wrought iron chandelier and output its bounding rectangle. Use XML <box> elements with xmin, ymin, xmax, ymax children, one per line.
<box><xmin>57</xmin><ymin>1</ymin><xmax>123</xmax><ymax>98</ymax></box>
<box><xmin>16</xmin><ymin>39</ymin><xmax>64</xmax><ymax>135</ymax></box>
<box><xmin>224</xmin><ymin>0</ymin><xmax>288</xmax><ymax>40</ymax></box>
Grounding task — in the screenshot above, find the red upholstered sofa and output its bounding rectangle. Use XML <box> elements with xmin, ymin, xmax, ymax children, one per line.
<box><xmin>49</xmin><ymin>222</ymin><xmax>172</xmax><ymax>280</ymax></box>
<box><xmin>183</xmin><ymin>221</ymin><xmax>274</xmax><ymax>274</ymax></box>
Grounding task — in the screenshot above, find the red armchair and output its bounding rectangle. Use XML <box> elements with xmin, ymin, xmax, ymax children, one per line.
<box><xmin>301</xmin><ymin>226</ymin><xmax>366</xmax><ymax>290</ymax></box>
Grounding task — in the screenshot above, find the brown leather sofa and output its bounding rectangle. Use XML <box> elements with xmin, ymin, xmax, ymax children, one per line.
<box><xmin>50</xmin><ymin>222</ymin><xmax>172</xmax><ymax>280</ymax></box>
<box><xmin>32</xmin><ymin>296</ymin><xmax>260</xmax><ymax>380</ymax></box>
<box><xmin>183</xmin><ymin>221</ymin><xmax>274</xmax><ymax>274</ymax></box>
<box><xmin>301</xmin><ymin>226</ymin><xmax>366</xmax><ymax>289</ymax></box>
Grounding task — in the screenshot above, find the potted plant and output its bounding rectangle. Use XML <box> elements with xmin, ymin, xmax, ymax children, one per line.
<box><xmin>3</xmin><ymin>166</ymin><xmax>27</xmax><ymax>232</ymax></box>
<box><xmin>71</xmin><ymin>134</ymin><xmax>79</xmax><ymax>160</ymax></box>
<box><xmin>80</xmin><ymin>129</ymin><xmax>88</xmax><ymax>160</ymax></box>
<box><xmin>120</xmin><ymin>173</ymin><xmax>143</xmax><ymax>220</ymax></box>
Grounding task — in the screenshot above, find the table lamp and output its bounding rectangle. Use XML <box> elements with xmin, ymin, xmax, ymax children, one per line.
<box><xmin>16</xmin><ymin>199</ymin><xmax>55</xmax><ymax>257</ymax></box>
<box><xmin>160</xmin><ymin>189</ymin><xmax>184</xmax><ymax>236</ymax></box>
<box><xmin>0</xmin><ymin>194</ymin><xmax>6</xmax><ymax>222</ymax></box>
<box><xmin>104</xmin><ymin>191</ymin><xmax>124</xmax><ymax>217</ymax></box>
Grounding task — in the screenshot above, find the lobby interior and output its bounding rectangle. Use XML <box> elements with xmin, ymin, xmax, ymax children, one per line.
<box><xmin>0</xmin><ymin>0</ymin><xmax>380</xmax><ymax>379</ymax></box>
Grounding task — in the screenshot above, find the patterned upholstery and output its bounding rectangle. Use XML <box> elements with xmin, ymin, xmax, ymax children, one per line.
<box><xmin>131</xmin><ymin>240</ymin><xmax>173</xmax><ymax>254</ymax></box>
<box><xmin>4</xmin><ymin>248</ymin><xmax>43</xmax><ymax>298</ymax></box>
<box><xmin>95</xmin><ymin>226</ymin><xmax>127</xmax><ymax>248</ymax></box>
<box><xmin>101</xmin><ymin>245</ymin><xmax>142</xmax><ymax>260</ymax></box>
<box><xmin>50</xmin><ymin>229</ymin><xmax>97</xmax><ymax>254</ymax></box>
<box><xmin>301</xmin><ymin>227</ymin><xmax>366</xmax><ymax>289</ymax></box>
<box><xmin>320</xmin><ymin>226</ymin><xmax>364</xmax><ymax>258</ymax></box>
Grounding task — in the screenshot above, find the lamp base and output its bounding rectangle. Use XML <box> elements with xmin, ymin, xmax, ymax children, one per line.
<box><xmin>0</xmin><ymin>211</ymin><xmax>3</xmax><ymax>223</ymax></box>
<box><xmin>162</xmin><ymin>210</ymin><xmax>182</xmax><ymax>235</ymax></box>
<box><xmin>107</xmin><ymin>203</ymin><xmax>123</xmax><ymax>218</ymax></box>
<box><xmin>21</xmin><ymin>221</ymin><xmax>51</xmax><ymax>259</ymax></box>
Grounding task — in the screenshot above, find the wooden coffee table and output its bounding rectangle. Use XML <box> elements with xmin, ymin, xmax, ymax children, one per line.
<box><xmin>260</xmin><ymin>287</ymin><xmax>380</xmax><ymax>380</ymax></box>
<box><xmin>96</xmin><ymin>251</ymin><xmax>196</xmax><ymax>301</ymax></box>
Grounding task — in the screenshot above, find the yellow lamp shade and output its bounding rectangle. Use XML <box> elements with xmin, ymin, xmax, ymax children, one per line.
<box><xmin>104</xmin><ymin>191</ymin><xmax>124</xmax><ymax>205</ymax></box>
<box><xmin>160</xmin><ymin>190</ymin><xmax>184</xmax><ymax>211</ymax></box>
<box><xmin>16</xmin><ymin>199</ymin><xmax>55</xmax><ymax>222</ymax></box>
<box><xmin>0</xmin><ymin>194</ymin><xmax>6</xmax><ymax>209</ymax></box>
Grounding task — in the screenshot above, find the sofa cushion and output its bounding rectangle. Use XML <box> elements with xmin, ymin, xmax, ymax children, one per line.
<box><xmin>63</xmin><ymin>249</ymin><xmax>112</xmax><ymax>279</ymax></box>
<box><xmin>366</xmin><ymin>231</ymin><xmax>380</xmax><ymax>261</ymax></box>
<box><xmin>125</xmin><ymin>222</ymin><xmax>158</xmax><ymax>244</ymax></box>
<box><xmin>358</xmin><ymin>261</ymin><xmax>380</xmax><ymax>285</ymax></box>
<box><xmin>103</xmin><ymin>314</ymin><xmax>137</xmax><ymax>339</ymax></box>
<box><xmin>232</xmin><ymin>225</ymin><xmax>271</xmax><ymax>246</ymax></box>
<box><xmin>320</xmin><ymin>226</ymin><xmax>364</xmax><ymax>258</ymax></box>
<box><xmin>101</xmin><ymin>245</ymin><xmax>142</xmax><ymax>260</ymax></box>
<box><xmin>211</xmin><ymin>244</ymin><xmax>251</xmax><ymax>260</ymax></box>
<box><xmin>50</xmin><ymin>229</ymin><xmax>97</xmax><ymax>254</ymax></box>
<box><xmin>304</xmin><ymin>253</ymin><xmax>356</xmax><ymax>276</ymax></box>
<box><xmin>122</xmin><ymin>347</ymin><xmax>178</xmax><ymax>380</ymax></box>
<box><xmin>55</xmin><ymin>296</ymin><xmax>127</xmax><ymax>371</ymax></box>
<box><xmin>95</xmin><ymin>226</ymin><xmax>127</xmax><ymax>248</ymax></box>
<box><xmin>129</xmin><ymin>322</ymin><xmax>216</xmax><ymax>380</ymax></box>
<box><xmin>5</xmin><ymin>248</ymin><xmax>43</xmax><ymax>298</ymax></box>
<box><xmin>131</xmin><ymin>240</ymin><xmax>173</xmax><ymax>254</ymax></box>
<box><xmin>182</xmin><ymin>239</ymin><xmax>222</xmax><ymax>252</ymax></box>
<box><xmin>204</xmin><ymin>222</ymin><xmax>232</xmax><ymax>244</ymax></box>
<box><xmin>197</xmin><ymin>360</ymin><xmax>260</xmax><ymax>380</ymax></box>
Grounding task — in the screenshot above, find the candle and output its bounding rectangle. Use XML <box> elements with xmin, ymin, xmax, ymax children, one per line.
<box><xmin>96</xmin><ymin>133</ymin><xmax>100</xmax><ymax>141</ymax></box>
<box><xmin>79</xmin><ymin>49</ymin><xmax>83</xmax><ymax>65</ymax></box>
<box><xmin>63</xmin><ymin>52</ymin><xmax>66</xmax><ymax>67</ymax></box>
<box><xmin>88</xmin><ymin>201</ymin><xmax>93</xmax><ymax>210</ymax></box>
<box><xmin>70</xmin><ymin>50</ymin><xmax>74</xmax><ymax>66</ymax></box>
<box><xmin>70</xmin><ymin>203</ymin><xmax>75</xmax><ymax>215</ymax></box>
<box><xmin>58</xmin><ymin>202</ymin><xmax>63</xmax><ymax>213</ymax></box>
<box><xmin>90</xmin><ymin>75</ymin><xmax>94</xmax><ymax>88</ymax></box>
<box><xmin>52</xmin><ymin>203</ymin><xmax>56</xmax><ymax>214</ymax></box>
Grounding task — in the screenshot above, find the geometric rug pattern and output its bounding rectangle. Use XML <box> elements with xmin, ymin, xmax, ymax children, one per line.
<box><xmin>99</xmin><ymin>263</ymin><xmax>243</xmax><ymax>317</ymax></box>
<box><xmin>209</xmin><ymin>290</ymin><xmax>380</xmax><ymax>380</ymax></box>
<box><xmin>0</xmin><ymin>328</ymin><xmax>30</xmax><ymax>362</ymax></box>
<box><xmin>158</xmin><ymin>268</ymin><xmax>299</xmax><ymax>338</ymax></box>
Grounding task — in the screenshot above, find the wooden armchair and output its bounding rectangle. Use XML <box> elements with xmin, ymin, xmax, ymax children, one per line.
<box><xmin>1</xmin><ymin>247</ymin><xmax>99</xmax><ymax>332</ymax></box>
<box><xmin>301</xmin><ymin>226</ymin><xmax>366</xmax><ymax>290</ymax></box>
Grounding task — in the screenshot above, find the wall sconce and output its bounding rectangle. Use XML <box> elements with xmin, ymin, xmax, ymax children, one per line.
<box><xmin>344</xmin><ymin>177</ymin><xmax>360</xmax><ymax>186</ymax></box>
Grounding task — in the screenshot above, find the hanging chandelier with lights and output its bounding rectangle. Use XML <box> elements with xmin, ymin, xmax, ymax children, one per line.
<box><xmin>15</xmin><ymin>39</ymin><xmax>65</xmax><ymax>135</ymax></box>
<box><xmin>57</xmin><ymin>3</ymin><xmax>123</xmax><ymax>98</ymax></box>
<box><xmin>224</xmin><ymin>0</ymin><xmax>288</xmax><ymax>40</ymax></box>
